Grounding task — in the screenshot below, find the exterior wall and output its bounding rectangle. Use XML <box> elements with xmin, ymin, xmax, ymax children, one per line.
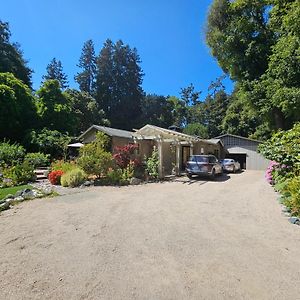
<box><xmin>111</xmin><ymin>136</ymin><xmax>133</xmax><ymax>153</ymax></box>
<box><xmin>219</xmin><ymin>135</ymin><xmax>270</xmax><ymax>170</ymax></box>
<box><xmin>82</xmin><ymin>128</ymin><xmax>97</xmax><ymax>144</ymax></box>
<box><xmin>134</xmin><ymin>140</ymin><xmax>154</xmax><ymax>161</ymax></box>
<box><xmin>193</xmin><ymin>141</ymin><xmax>221</xmax><ymax>158</ymax></box>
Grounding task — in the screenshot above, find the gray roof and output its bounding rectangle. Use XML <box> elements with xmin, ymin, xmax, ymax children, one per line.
<box><xmin>214</xmin><ymin>133</ymin><xmax>262</xmax><ymax>143</ymax></box>
<box><xmin>79</xmin><ymin>125</ymin><xmax>133</xmax><ymax>139</ymax></box>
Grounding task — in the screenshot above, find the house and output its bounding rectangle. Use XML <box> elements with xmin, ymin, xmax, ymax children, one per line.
<box><xmin>215</xmin><ymin>134</ymin><xmax>269</xmax><ymax>170</ymax></box>
<box><xmin>74</xmin><ymin>124</ymin><xmax>269</xmax><ymax>177</ymax></box>
<box><xmin>78</xmin><ymin>125</ymin><xmax>134</xmax><ymax>152</ymax></box>
<box><xmin>132</xmin><ymin>125</ymin><xmax>221</xmax><ymax>177</ymax></box>
<box><xmin>74</xmin><ymin>124</ymin><xmax>221</xmax><ymax>178</ymax></box>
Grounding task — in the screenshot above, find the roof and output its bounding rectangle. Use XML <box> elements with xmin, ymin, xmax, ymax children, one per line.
<box><xmin>134</xmin><ymin>124</ymin><xmax>216</xmax><ymax>145</ymax></box>
<box><xmin>79</xmin><ymin>125</ymin><xmax>133</xmax><ymax>140</ymax></box>
<box><xmin>207</xmin><ymin>138</ymin><xmax>224</xmax><ymax>146</ymax></box>
<box><xmin>214</xmin><ymin>133</ymin><xmax>262</xmax><ymax>143</ymax></box>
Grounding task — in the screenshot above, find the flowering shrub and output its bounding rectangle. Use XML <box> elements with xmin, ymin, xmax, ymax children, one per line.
<box><xmin>265</xmin><ymin>161</ymin><xmax>279</xmax><ymax>184</ymax></box>
<box><xmin>48</xmin><ymin>170</ymin><xmax>64</xmax><ymax>185</ymax></box>
<box><xmin>113</xmin><ymin>144</ymin><xmax>139</xmax><ymax>169</ymax></box>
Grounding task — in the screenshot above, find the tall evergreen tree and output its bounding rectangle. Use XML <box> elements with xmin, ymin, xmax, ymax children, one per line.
<box><xmin>43</xmin><ymin>58</ymin><xmax>68</xmax><ymax>89</ymax></box>
<box><xmin>95</xmin><ymin>39</ymin><xmax>144</xmax><ymax>130</ymax></box>
<box><xmin>75</xmin><ymin>39</ymin><xmax>96</xmax><ymax>94</ymax></box>
<box><xmin>0</xmin><ymin>20</ymin><xmax>32</xmax><ymax>87</ymax></box>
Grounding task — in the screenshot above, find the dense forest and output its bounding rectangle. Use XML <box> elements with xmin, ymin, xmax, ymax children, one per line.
<box><xmin>0</xmin><ymin>0</ymin><xmax>299</xmax><ymax>151</ymax></box>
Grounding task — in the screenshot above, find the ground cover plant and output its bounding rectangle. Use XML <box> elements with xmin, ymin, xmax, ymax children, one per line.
<box><xmin>259</xmin><ymin>122</ymin><xmax>300</xmax><ymax>216</ymax></box>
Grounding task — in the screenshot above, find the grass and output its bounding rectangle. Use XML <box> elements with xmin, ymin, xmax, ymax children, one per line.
<box><xmin>0</xmin><ymin>184</ymin><xmax>32</xmax><ymax>200</ymax></box>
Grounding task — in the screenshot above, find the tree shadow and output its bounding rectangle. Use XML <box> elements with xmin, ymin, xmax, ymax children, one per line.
<box><xmin>174</xmin><ymin>173</ymin><xmax>231</xmax><ymax>185</ymax></box>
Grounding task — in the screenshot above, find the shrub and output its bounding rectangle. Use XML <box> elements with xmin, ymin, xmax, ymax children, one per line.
<box><xmin>48</xmin><ymin>170</ymin><xmax>64</xmax><ymax>185</ymax></box>
<box><xmin>145</xmin><ymin>148</ymin><xmax>159</xmax><ymax>179</ymax></box>
<box><xmin>0</xmin><ymin>141</ymin><xmax>26</xmax><ymax>167</ymax></box>
<box><xmin>2</xmin><ymin>162</ymin><xmax>35</xmax><ymax>186</ymax></box>
<box><xmin>24</xmin><ymin>152</ymin><xmax>50</xmax><ymax>168</ymax></box>
<box><xmin>61</xmin><ymin>168</ymin><xmax>87</xmax><ymax>187</ymax></box>
<box><xmin>51</xmin><ymin>160</ymin><xmax>77</xmax><ymax>173</ymax></box>
<box><xmin>113</xmin><ymin>144</ymin><xmax>139</xmax><ymax>169</ymax></box>
<box><xmin>282</xmin><ymin>176</ymin><xmax>300</xmax><ymax>216</ymax></box>
<box><xmin>23</xmin><ymin>128</ymin><xmax>71</xmax><ymax>159</ymax></box>
<box><xmin>78</xmin><ymin>151</ymin><xmax>113</xmax><ymax>178</ymax></box>
<box><xmin>78</xmin><ymin>132</ymin><xmax>113</xmax><ymax>178</ymax></box>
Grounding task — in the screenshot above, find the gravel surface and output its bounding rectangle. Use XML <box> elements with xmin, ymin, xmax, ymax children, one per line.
<box><xmin>0</xmin><ymin>171</ymin><xmax>300</xmax><ymax>300</ymax></box>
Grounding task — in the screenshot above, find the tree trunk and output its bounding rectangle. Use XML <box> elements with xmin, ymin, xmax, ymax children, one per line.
<box><xmin>273</xmin><ymin>108</ymin><xmax>285</xmax><ymax>130</ymax></box>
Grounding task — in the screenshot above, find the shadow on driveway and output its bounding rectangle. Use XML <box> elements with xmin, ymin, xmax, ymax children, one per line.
<box><xmin>174</xmin><ymin>173</ymin><xmax>231</xmax><ymax>185</ymax></box>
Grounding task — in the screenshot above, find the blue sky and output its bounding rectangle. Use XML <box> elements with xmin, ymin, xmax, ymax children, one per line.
<box><xmin>2</xmin><ymin>0</ymin><xmax>233</xmax><ymax>98</ymax></box>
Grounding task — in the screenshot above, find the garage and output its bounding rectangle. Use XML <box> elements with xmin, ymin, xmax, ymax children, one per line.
<box><xmin>215</xmin><ymin>134</ymin><xmax>270</xmax><ymax>171</ymax></box>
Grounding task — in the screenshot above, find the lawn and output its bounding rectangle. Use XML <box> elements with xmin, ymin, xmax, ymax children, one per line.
<box><xmin>0</xmin><ymin>185</ymin><xmax>32</xmax><ymax>200</ymax></box>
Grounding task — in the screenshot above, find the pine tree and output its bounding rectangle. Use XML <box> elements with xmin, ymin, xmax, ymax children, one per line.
<box><xmin>75</xmin><ymin>39</ymin><xmax>96</xmax><ymax>94</ymax></box>
<box><xmin>95</xmin><ymin>39</ymin><xmax>144</xmax><ymax>130</ymax></box>
<box><xmin>43</xmin><ymin>58</ymin><xmax>68</xmax><ymax>89</ymax></box>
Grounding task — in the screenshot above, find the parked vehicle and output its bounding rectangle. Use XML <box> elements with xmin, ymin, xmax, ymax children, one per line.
<box><xmin>220</xmin><ymin>158</ymin><xmax>240</xmax><ymax>173</ymax></box>
<box><xmin>186</xmin><ymin>155</ymin><xmax>223</xmax><ymax>179</ymax></box>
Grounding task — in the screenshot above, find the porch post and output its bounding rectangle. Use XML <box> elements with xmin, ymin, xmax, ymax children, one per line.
<box><xmin>175</xmin><ymin>141</ymin><xmax>180</xmax><ymax>176</ymax></box>
<box><xmin>157</xmin><ymin>138</ymin><xmax>164</xmax><ymax>179</ymax></box>
<box><xmin>190</xmin><ymin>143</ymin><xmax>194</xmax><ymax>156</ymax></box>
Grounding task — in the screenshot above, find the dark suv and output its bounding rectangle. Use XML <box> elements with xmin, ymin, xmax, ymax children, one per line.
<box><xmin>186</xmin><ymin>155</ymin><xmax>223</xmax><ymax>179</ymax></box>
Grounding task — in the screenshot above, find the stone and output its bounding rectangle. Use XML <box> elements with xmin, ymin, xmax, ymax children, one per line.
<box><xmin>130</xmin><ymin>177</ymin><xmax>142</xmax><ymax>185</ymax></box>
<box><xmin>22</xmin><ymin>190</ymin><xmax>36</xmax><ymax>200</ymax></box>
<box><xmin>14</xmin><ymin>190</ymin><xmax>23</xmax><ymax>197</ymax></box>
<box><xmin>83</xmin><ymin>181</ymin><xmax>92</xmax><ymax>187</ymax></box>
<box><xmin>288</xmin><ymin>217</ymin><xmax>300</xmax><ymax>225</ymax></box>
<box><xmin>14</xmin><ymin>196</ymin><xmax>24</xmax><ymax>202</ymax></box>
<box><xmin>0</xmin><ymin>199</ymin><xmax>6</xmax><ymax>205</ymax></box>
<box><xmin>0</xmin><ymin>201</ymin><xmax>10</xmax><ymax>211</ymax></box>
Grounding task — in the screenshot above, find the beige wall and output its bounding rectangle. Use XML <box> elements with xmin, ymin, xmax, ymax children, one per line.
<box><xmin>111</xmin><ymin>137</ymin><xmax>133</xmax><ymax>153</ymax></box>
<box><xmin>193</xmin><ymin>141</ymin><xmax>221</xmax><ymax>158</ymax></box>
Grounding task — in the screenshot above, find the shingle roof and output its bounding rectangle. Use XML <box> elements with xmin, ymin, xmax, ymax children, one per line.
<box><xmin>79</xmin><ymin>125</ymin><xmax>133</xmax><ymax>140</ymax></box>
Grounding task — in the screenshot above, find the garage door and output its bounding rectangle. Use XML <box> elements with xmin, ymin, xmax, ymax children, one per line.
<box><xmin>226</xmin><ymin>153</ymin><xmax>247</xmax><ymax>169</ymax></box>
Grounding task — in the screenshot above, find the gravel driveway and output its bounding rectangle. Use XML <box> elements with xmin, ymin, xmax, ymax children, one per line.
<box><xmin>1</xmin><ymin>171</ymin><xmax>300</xmax><ymax>300</ymax></box>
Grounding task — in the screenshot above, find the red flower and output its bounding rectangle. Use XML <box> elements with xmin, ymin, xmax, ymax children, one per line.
<box><xmin>48</xmin><ymin>170</ymin><xmax>64</xmax><ymax>185</ymax></box>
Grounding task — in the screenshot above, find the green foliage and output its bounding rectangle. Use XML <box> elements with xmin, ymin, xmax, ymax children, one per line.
<box><xmin>145</xmin><ymin>148</ymin><xmax>159</xmax><ymax>179</ymax></box>
<box><xmin>0</xmin><ymin>73</ymin><xmax>37</xmax><ymax>141</ymax></box>
<box><xmin>95</xmin><ymin>39</ymin><xmax>144</xmax><ymax>130</ymax></box>
<box><xmin>75</xmin><ymin>39</ymin><xmax>96</xmax><ymax>94</ymax></box>
<box><xmin>2</xmin><ymin>162</ymin><xmax>35</xmax><ymax>186</ymax></box>
<box><xmin>139</xmin><ymin>94</ymin><xmax>174</xmax><ymax>128</ymax></box>
<box><xmin>183</xmin><ymin>123</ymin><xmax>208</xmax><ymax>138</ymax></box>
<box><xmin>60</xmin><ymin>168</ymin><xmax>87</xmax><ymax>187</ymax></box>
<box><xmin>78</xmin><ymin>132</ymin><xmax>113</xmax><ymax>177</ymax></box>
<box><xmin>283</xmin><ymin>176</ymin><xmax>300</xmax><ymax>216</ymax></box>
<box><xmin>24</xmin><ymin>152</ymin><xmax>50</xmax><ymax>168</ymax></box>
<box><xmin>167</xmin><ymin>96</ymin><xmax>187</xmax><ymax>127</ymax></box>
<box><xmin>43</xmin><ymin>58</ymin><xmax>68</xmax><ymax>89</ymax></box>
<box><xmin>64</xmin><ymin>89</ymin><xmax>109</xmax><ymax>134</ymax></box>
<box><xmin>206</xmin><ymin>0</ymin><xmax>300</xmax><ymax>132</ymax></box>
<box><xmin>35</xmin><ymin>80</ymin><xmax>73</xmax><ymax>132</ymax></box>
<box><xmin>0</xmin><ymin>141</ymin><xmax>26</xmax><ymax>167</ymax></box>
<box><xmin>24</xmin><ymin>128</ymin><xmax>71</xmax><ymax>159</ymax></box>
<box><xmin>0</xmin><ymin>184</ymin><xmax>32</xmax><ymax>200</ymax></box>
<box><xmin>258</xmin><ymin>122</ymin><xmax>300</xmax><ymax>169</ymax></box>
<box><xmin>51</xmin><ymin>160</ymin><xmax>78</xmax><ymax>173</ymax></box>
<box><xmin>0</xmin><ymin>20</ymin><xmax>32</xmax><ymax>86</ymax></box>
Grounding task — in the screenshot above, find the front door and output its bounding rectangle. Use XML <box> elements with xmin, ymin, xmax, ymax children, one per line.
<box><xmin>181</xmin><ymin>146</ymin><xmax>190</xmax><ymax>170</ymax></box>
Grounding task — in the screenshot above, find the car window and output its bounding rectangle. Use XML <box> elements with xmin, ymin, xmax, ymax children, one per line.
<box><xmin>190</xmin><ymin>156</ymin><xmax>209</xmax><ymax>163</ymax></box>
<box><xmin>209</xmin><ymin>156</ymin><xmax>216</xmax><ymax>163</ymax></box>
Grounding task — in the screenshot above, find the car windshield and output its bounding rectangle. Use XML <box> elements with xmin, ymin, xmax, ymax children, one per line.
<box><xmin>223</xmin><ymin>159</ymin><xmax>234</xmax><ymax>163</ymax></box>
<box><xmin>190</xmin><ymin>156</ymin><xmax>209</xmax><ymax>163</ymax></box>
